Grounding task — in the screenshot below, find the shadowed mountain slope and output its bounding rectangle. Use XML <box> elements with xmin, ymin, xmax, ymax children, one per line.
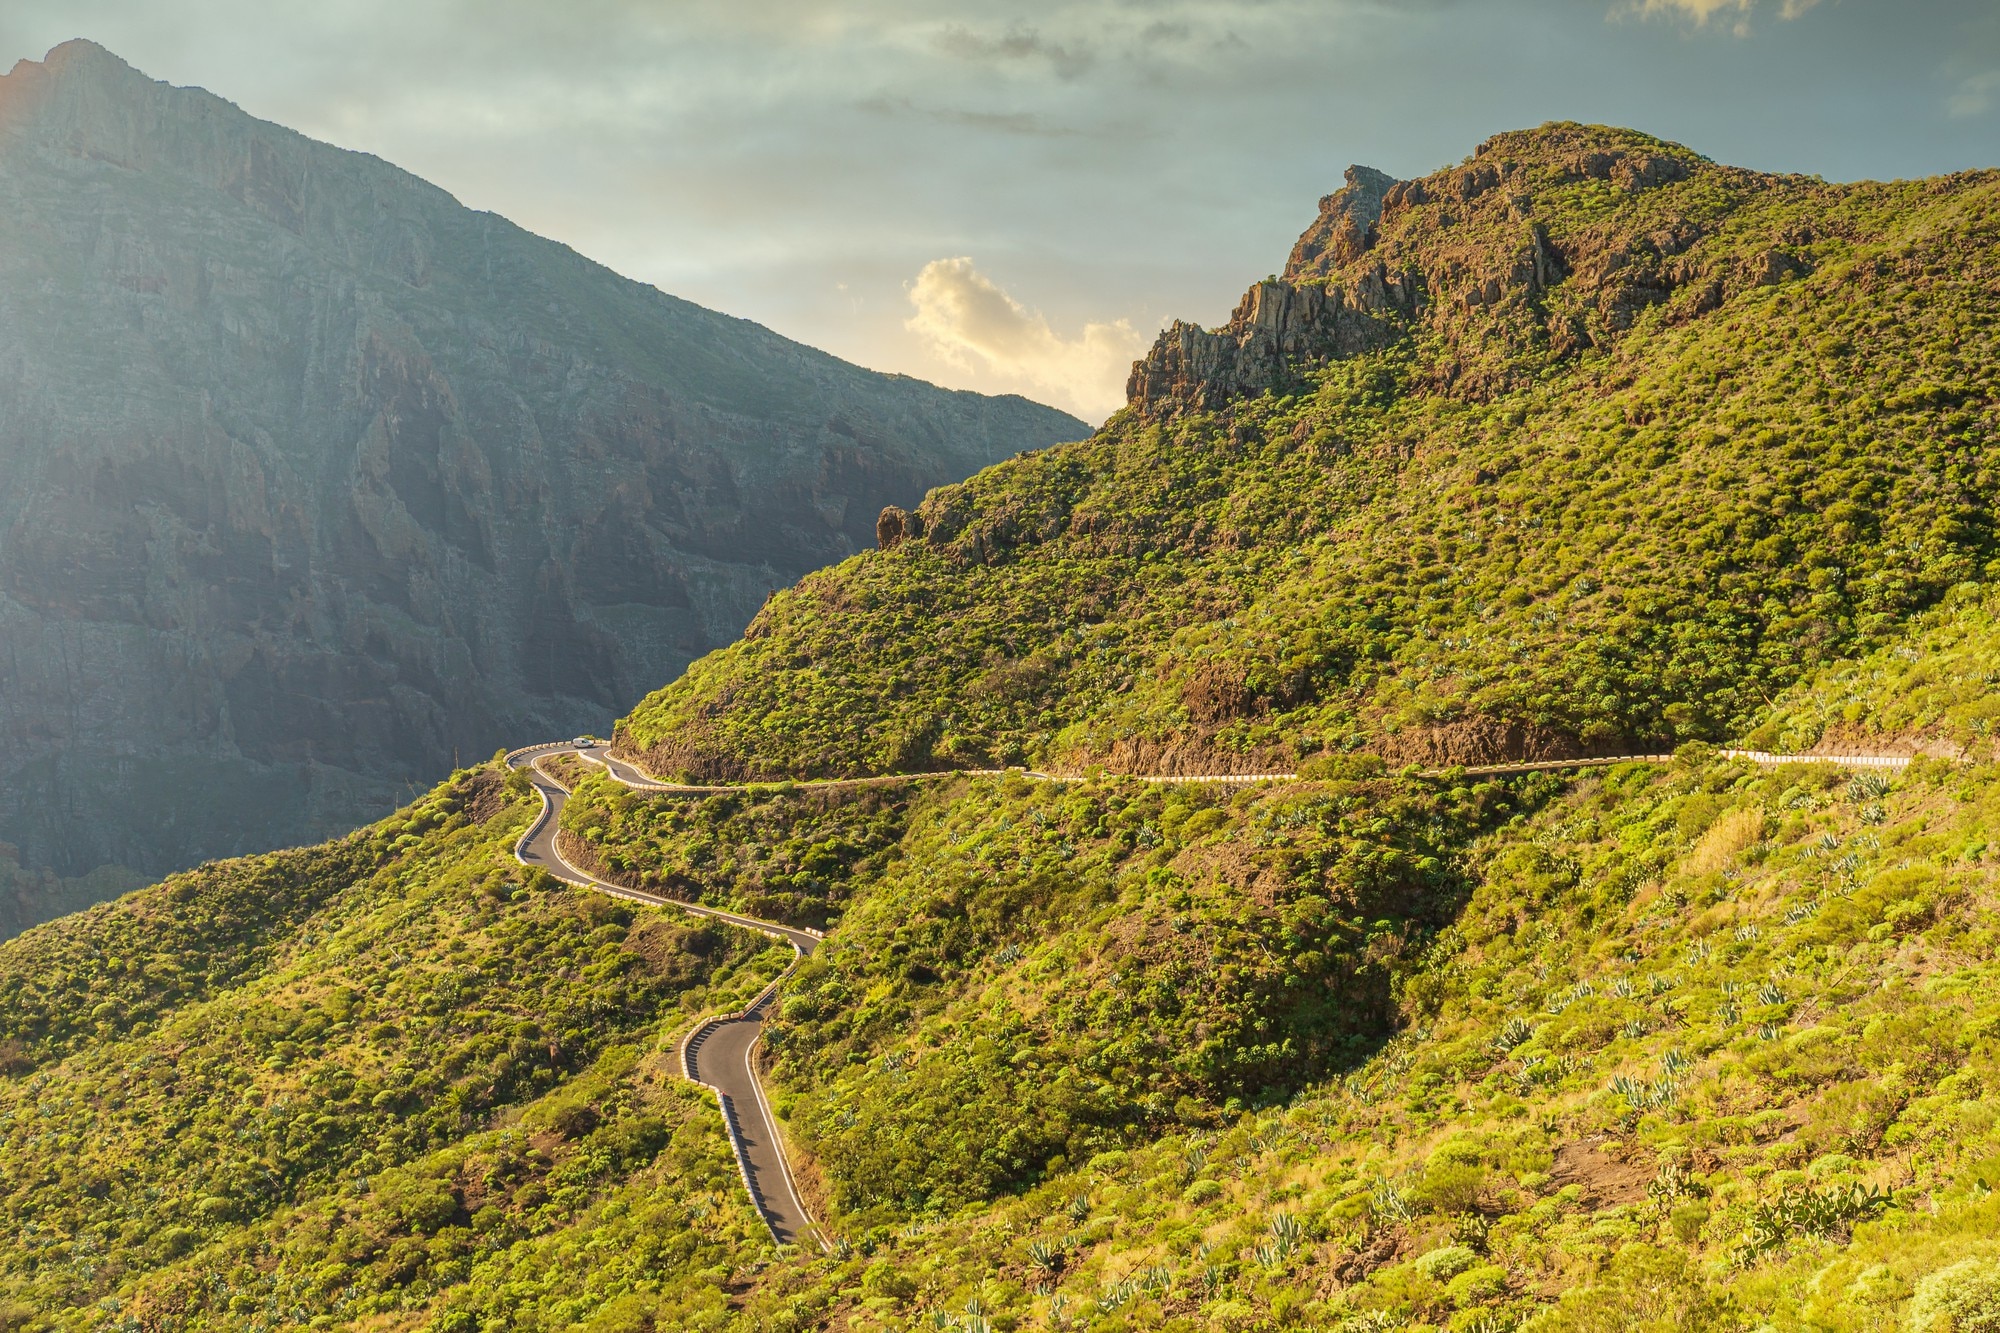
<box><xmin>0</xmin><ymin>40</ymin><xmax>1083</xmax><ymax>903</ymax></box>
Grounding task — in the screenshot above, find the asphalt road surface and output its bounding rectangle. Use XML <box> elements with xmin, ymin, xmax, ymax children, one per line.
<box><xmin>505</xmin><ymin>737</ymin><xmax>1914</xmax><ymax>1247</ymax></box>
<box><xmin>508</xmin><ymin>743</ymin><xmax>821</xmax><ymax>1247</ymax></box>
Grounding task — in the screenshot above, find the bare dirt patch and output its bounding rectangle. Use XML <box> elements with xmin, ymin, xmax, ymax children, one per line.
<box><xmin>1373</xmin><ymin>717</ymin><xmax>1624</xmax><ymax>768</ymax></box>
<box><xmin>1322</xmin><ymin>1226</ymin><xmax>1406</xmax><ymax>1291</ymax></box>
<box><xmin>1548</xmin><ymin>1138</ymin><xmax>1652</xmax><ymax>1208</ymax></box>
<box><xmin>461</xmin><ymin>767</ymin><xmax>510</xmax><ymax>824</ymax></box>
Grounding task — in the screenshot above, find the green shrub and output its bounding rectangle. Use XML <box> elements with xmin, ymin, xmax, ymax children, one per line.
<box><xmin>1911</xmin><ymin>1259</ymin><xmax>2000</xmax><ymax>1333</ymax></box>
<box><xmin>1446</xmin><ymin>1263</ymin><xmax>1510</xmax><ymax>1307</ymax></box>
<box><xmin>1416</xmin><ymin>1244</ymin><xmax>1482</xmax><ymax>1282</ymax></box>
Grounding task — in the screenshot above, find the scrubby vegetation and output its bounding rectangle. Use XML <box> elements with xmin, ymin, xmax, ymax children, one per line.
<box><xmin>554</xmin><ymin>774</ymin><xmax>909</xmax><ymax>931</ymax></box>
<box><xmin>623</xmin><ymin>128</ymin><xmax>1999</xmax><ymax>783</ymax></box>
<box><xmin>8</xmin><ymin>123</ymin><xmax>2000</xmax><ymax>1331</ymax></box>
<box><xmin>0</xmin><ymin>765</ymin><xmax>792</xmax><ymax>1329</ymax></box>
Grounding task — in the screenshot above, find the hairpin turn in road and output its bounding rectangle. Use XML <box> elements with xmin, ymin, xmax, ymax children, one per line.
<box><xmin>505</xmin><ymin>738</ymin><xmax>1915</xmax><ymax>1249</ymax></box>
<box><xmin>507</xmin><ymin>743</ymin><xmax>823</xmax><ymax>1248</ymax></box>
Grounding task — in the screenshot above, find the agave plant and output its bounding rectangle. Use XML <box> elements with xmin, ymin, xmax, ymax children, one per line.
<box><xmin>1371</xmin><ymin>1180</ymin><xmax>1414</xmax><ymax>1224</ymax></box>
<box><xmin>1847</xmin><ymin>772</ymin><xmax>1892</xmax><ymax>802</ymax></box>
<box><xmin>1647</xmin><ymin>1160</ymin><xmax>1706</xmax><ymax>1204</ymax></box>
<box><xmin>1737</xmin><ymin>1181</ymin><xmax>1891</xmax><ymax>1260</ymax></box>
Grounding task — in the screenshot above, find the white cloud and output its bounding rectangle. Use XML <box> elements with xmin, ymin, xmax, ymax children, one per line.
<box><xmin>1623</xmin><ymin>0</ymin><xmax>1821</xmax><ymax>33</ymax></box>
<box><xmin>1950</xmin><ymin>70</ymin><xmax>2000</xmax><ymax>118</ymax></box>
<box><xmin>905</xmin><ymin>257</ymin><xmax>1146</xmax><ymax>422</ymax></box>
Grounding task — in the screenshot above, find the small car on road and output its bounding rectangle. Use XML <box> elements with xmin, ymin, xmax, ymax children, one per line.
<box><xmin>572</xmin><ymin>737</ymin><xmax>595</xmax><ymax>748</ymax></box>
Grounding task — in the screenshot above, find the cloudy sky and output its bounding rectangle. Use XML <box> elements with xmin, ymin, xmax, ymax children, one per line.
<box><xmin>2</xmin><ymin>0</ymin><xmax>1994</xmax><ymax>420</ymax></box>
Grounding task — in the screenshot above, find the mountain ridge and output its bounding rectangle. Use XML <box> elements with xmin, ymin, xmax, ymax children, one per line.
<box><xmin>0</xmin><ymin>38</ymin><xmax>1084</xmax><ymax>908</ymax></box>
<box><xmin>616</xmin><ymin>120</ymin><xmax>1998</xmax><ymax>786</ymax></box>
<box><xmin>4</xmin><ymin>119</ymin><xmax>2000</xmax><ymax>1332</ymax></box>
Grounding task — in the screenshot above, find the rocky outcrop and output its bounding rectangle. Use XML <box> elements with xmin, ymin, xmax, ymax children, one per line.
<box><xmin>875</xmin><ymin>506</ymin><xmax>923</xmax><ymax>551</ymax></box>
<box><xmin>1128</xmin><ymin>162</ymin><xmax>1415</xmax><ymax>416</ymax></box>
<box><xmin>1284</xmin><ymin>165</ymin><xmax>1398</xmax><ymax>280</ymax></box>
<box><xmin>1126</xmin><ymin>124</ymin><xmax>1818</xmax><ymax>417</ymax></box>
<box><xmin>0</xmin><ymin>40</ymin><xmax>1085</xmax><ymax>895</ymax></box>
<box><xmin>1126</xmin><ymin>265</ymin><xmax>1416</xmax><ymax>416</ymax></box>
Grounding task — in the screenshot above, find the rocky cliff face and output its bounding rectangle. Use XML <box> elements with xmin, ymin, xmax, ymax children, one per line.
<box><xmin>0</xmin><ymin>40</ymin><xmax>1084</xmax><ymax>899</ymax></box>
<box><xmin>1126</xmin><ymin>123</ymin><xmax>1825</xmax><ymax>415</ymax></box>
<box><xmin>1125</xmin><ymin>165</ymin><xmax>1413</xmax><ymax>415</ymax></box>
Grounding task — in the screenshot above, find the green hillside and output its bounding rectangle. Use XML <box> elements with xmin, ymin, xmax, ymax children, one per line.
<box><xmin>619</xmin><ymin>125</ymin><xmax>1998</xmax><ymax>783</ymax></box>
<box><xmin>6</xmin><ymin>123</ymin><xmax>2000</xmax><ymax>1333</ymax></box>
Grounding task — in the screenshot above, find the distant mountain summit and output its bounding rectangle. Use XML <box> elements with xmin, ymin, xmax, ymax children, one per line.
<box><xmin>0</xmin><ymin>40</ymin><xmax>1084</xmax><ymax>905</ymax></box>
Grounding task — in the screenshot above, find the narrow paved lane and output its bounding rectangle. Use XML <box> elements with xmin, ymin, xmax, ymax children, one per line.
<box><xmin>508</xmin><ymin>744</ymin><xmax>821</xmax><ymax>1247</ymax></box>
<box><xmin>506</xmin><ymin>735</ymin><xmax>1916</xmax><ymax>1248</ymax></box>
<box><xmin>585</xmin><ymin>745</ymin><xmax>1915</xmax><ymax>793</ymax></box>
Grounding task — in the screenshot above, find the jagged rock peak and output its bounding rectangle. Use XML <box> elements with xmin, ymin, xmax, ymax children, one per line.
<box><xmin>35</xmin><ymin>37</ymin><xmax>134</xmax><ymax>73</ymax></box>
<box><xmin>0</xmin><ymin>40</ymin><xmax>187</xmax><ymax>144</ymax></box>
<box><xmin>1284</xmin><ymin>165</ymin><xmax>1399</xmax><ymax>281</ymax></box>
<box><xmin>1124</xmin><ymin>123</ymin><xmax>1750</xmax><ymax>418</ymax></box>
<box><xmin>3</xmin><ymin>38</ymin><xmax>146</xmax><ymax>98</ymax></box>
<box><xmin>1127</xmin><ymin>161</ymin><xmax>1412</xmax><ymax>418</ymax></box>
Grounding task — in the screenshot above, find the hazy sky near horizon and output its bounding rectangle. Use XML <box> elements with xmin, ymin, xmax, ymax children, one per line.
<box><xmin>2</xmin><ymin>0</ymin><xmax>1995</xmax><ymax>421</ymax></box>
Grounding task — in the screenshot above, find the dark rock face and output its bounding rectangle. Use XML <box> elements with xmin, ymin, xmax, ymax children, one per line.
<box><xmin>0</xmin><ymin>40</ymin><xmax>1084</xmax><ymax>892</ymax></box>
<box><xmin>1284</xmin><ymin>165</ymin><xmax>1398</xmax><ymax>279</ymax></box>
<box><xmin>1125</xmin><ymin>266</ymin><xmax>1416</xmax><ymax>416</ymax></box>
<box><xmin>1127</xmin><ymin>163</ymin><xmax>1414</xmax><ymax>416</ymax></box>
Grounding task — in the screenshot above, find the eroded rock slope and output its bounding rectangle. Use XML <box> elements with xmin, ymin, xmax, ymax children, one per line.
<box><xmin>0</xmin><ymin>40</ymin><xmax>1083</xmax><ymax>897</ymax></box>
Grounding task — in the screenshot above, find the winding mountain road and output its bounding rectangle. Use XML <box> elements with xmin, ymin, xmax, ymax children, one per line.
<box><xmin>507</xmin><ymin>737</ymin><xmax>1914</xmax><ymax>1249</ymax></box>
<box><xmin>507</xmin><ymin>743</ymin><xmax>824</xmax><ymax>1248</ymax></box>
